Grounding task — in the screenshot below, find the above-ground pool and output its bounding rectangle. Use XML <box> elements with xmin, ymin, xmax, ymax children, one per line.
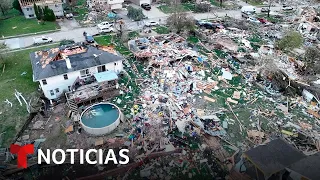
<box><xmin>80</xmin><ymin>103</ymin><xmax>121</xmax><ymax>135</ymax></box>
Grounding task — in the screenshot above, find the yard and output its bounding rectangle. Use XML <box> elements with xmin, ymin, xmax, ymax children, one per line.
<box><xmin>0</xmin><ymin>15</ymin><xmax>59</xmax><ymax>38</ymax></box>
<box><xmin>154</xmin><ymin>26</ymin><xmax>170</xmax><ymax>34</ymax></box>
<box><xmin>73</xmin><ymin>7</ymin><xmax>88</xmax><ymax>21</ymax></box>
<box><xmin>0</xmin><ymin>45</ymin><xmax>56</xmax><ymax>147</ymax></box>
<box><xmin>158</xmin><ymin>4</ymin><xmax>192</xmax><ymax>14</ymax></box>
<box><xmin>245</xmin><ymin>0</ymin><xmax>264</xmax><ymax>6</ymax></box>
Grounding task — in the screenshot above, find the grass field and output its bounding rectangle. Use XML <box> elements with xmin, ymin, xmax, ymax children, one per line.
<box><xmin>154</xmin><ymin>26</ymin><xmax>170</xmax><ymax>34</ymax></box>
<box><xmin>0</xmin><ymin>45</ymin><xmax>56</xmax><ymax>147</ymax></box>
<box><xmin>0</xmin><ymin>15</ymin><xmax>59</xmax><ymax>37</ymax></box>
<box><xmin>73</xmin><ymin>7</ymin><xmax>88</xmax><ymax>21</ymax></box>
<box><xmin>158</xmin><ymin>4</ymin><xmax>191</xmax><ymax>14</ymax></box>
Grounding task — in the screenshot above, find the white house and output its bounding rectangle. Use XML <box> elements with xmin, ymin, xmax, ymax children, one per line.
<box><xmin>107</xmin><ymin>0</ymin><xmax>124</xmax><ymax>10</ymax></box>
<box><xmin>88</xmin><ymin>0</ymin><xmax>124</xmax><ymax>10</ymax></box>
<box><xmin>19</xmin><ymin>0</ymin><xmax>64</xmax><ymax>19</ymax></box>
<box><xmin>30</xmin><ymin>43</ymin><xmax>124</xmax><ymax>100</ymax></box>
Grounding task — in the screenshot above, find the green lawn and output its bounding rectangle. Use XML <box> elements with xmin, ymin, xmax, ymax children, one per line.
<box><xmin>0</xmin><ymin>16</ymin><xmax>59</xmax><ymax>37</ymax></box>
<box><xmin>77</xmin><ymin>0</ymin><xmax>86</xmax><ymax>6</ymax></box>
<box><xmin>128</xmin><ymin>31</ymin><xmax>139</xmax><ymax>39</ymax></box>
<box><xmin>182</xmin><ymin>3</ymin><xmax>196</xmax><ymax>12</ymax></box>
<box><xmin>0</xmin><ymin>9</ymin><xmax>21</xmax><ymax>19</ymax></box>
<box><xmin>246</xmin><ymin>0</ymin><xmax>263</xmax><ymax>6</ymax></box>
<box><xmin>154</xmin><ymin>26</ymin><xmax>170</xmax><ymax>34</ymax></box>
<box><xmin>187</xmin><ymin>36</ymin><xmax>199</xmax><ymax>43</ymax></box>
<box><xmin>0</xmin><ymin>45</ymin><xmax>56</xmax><ymax>147</ymax></box>
<box><xmin>73</xmin><ymin>7</ymin><xmax>88</xmax><ymax>21</ymax></box>
<box><xmin>210</xmin><ymin>0</ymin><xmax>225</xmax><ymax>7</ymax></box>
<box><xmin>158</xmin><ymin>4</ymin><xmax>191</xmax><ymax>14</ymax></box>
<box><xmin>95</xmin><ymin>35</ymin><xmax>132</xmax><ymax>56</ymax></box>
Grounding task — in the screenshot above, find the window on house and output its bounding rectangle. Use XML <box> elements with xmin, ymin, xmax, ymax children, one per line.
<box><xmin>68</xmin><ymin>86</ymin><xmax>71</xmax><ymax>91</ymax></box>
<box><xmin>29</xmin><ymin>14</ymin><xmax>34</xmax><ymax>17</ymax></box>
<box><xmin>50</xmin><ymin>90</ymin><xmax>54</xmax><ymax>96</ymax></box>
<box><xmin>80</xmin><ymin>69</ymin><xmax>90</xmax><ymax>77</ymax></box>
<box><xmin>55</xmin><ymin>88</ymin><xmax>59</xmax><ymax>93</ymax></box>
<box><xmin>55</xmin><ymin>5</ymin><xmax>59</xmax><ymax>7</ymax></box>
<box><xmin>97</xmin><ymin>65</ymin><xmax>106</xmax><ymax>72</ymax></box>
<box><xmin>114</xmin><ymin>62</ymin><xmax>117</xmax><ymax>66</ymax></box>
<box><xmin>42</xmin><ymin>79</ymin><xmax>47</xmax><ymax>85</ymax></box>
<box><xmin>26</xmin><ymin>8</ymin><xmax>29</xmax><ymax>11</ymax></box>
<box><xmin>63</xmin><ymin>74</ymin><xmax>68</xmax><ymax>80</ymax></box>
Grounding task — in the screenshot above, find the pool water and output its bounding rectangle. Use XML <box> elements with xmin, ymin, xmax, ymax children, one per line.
<box><xmin>81</xmin><ymin>104</ymin><xmax>120</xmax><ymax>128</ymax></box>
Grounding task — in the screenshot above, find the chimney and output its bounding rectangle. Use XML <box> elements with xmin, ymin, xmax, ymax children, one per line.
<box><xmin>65</xmin><ymin>56</ymin><xmax>72</xmax><ymax>69</ymax></box>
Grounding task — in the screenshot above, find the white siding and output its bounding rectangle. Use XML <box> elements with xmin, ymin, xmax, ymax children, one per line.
<box><xmin>107</xmin><ymin>0</ymin><xmax>124</xmax><ymax>5</ymax></box>
<box><xmin>47</xmin><ymin>3</ymin><xmax>64</xmax><ymax>17</ymax></box>
<box><xmin>21</xmin><ymin>3</ymin><xmax>63</xmax><ymax>19</ymax></box>
<box><xmin>110</xmin><ymin>3</ymin><xmax>123</xmax><ymax>9</ymax></box>
<box><xmin>139</xmin><ymin>0</ymin><xmax>151</xmax><ymax>5</ymax></box>
<box><xmin>22</xmin><ymin>7</ymin><xmax>36</xmax><ymax>19</ymax></box>
<box><xmin>38</xmin><ymin>60</ymin><xmax>123</xmax><ymax>100</ymax></box>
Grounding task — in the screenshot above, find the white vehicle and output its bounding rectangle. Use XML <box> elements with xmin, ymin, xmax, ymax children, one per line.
<box><xmin>98</xmin><ymin>27</ymin><xmax>114</xmax><ymax>33</ymax></box>
<box><xmin>97</xmin><ymin>21</ymin><xmax>114</xmax><ymax>29</ymax></box>
<box><xmin>145</xmin><ymin>21</ymin><xmax>159</xmax><ymax>27</ymax></box>
<box><xmin>241</xmin><ymin>6</ymin><xmax>256</xmax><ymax>13</ymax></box>
<box><xmin>247</xmin><ymin>17</ymin><xmax>260</xmax><ymax>23</ymax></box>
<box><xmin>282</xmin><ymin>5</ymin><xmax>294</xmax><ymax>11</ymax></box>
<box><xmin>33</xmin><ymin>36</ymin><xmax>53</xmax><ymax>44</ymax></box>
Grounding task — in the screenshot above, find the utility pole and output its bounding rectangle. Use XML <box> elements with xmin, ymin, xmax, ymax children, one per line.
<box><xmin>268</xmin><ymin>0</ymin><xmax>271</xmax><ymax>17</ymax></box>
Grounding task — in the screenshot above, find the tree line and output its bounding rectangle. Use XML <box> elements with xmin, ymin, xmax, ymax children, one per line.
<box><xmin>34</xmin><ymin>3</ymin><xmax>56</xmax><ymax>21</ymax></box>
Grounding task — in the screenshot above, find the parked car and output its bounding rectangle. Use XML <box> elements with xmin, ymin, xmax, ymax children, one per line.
<box><xmin>65</xmin><ymin>13</ymin><xmax>73</xmax><ymax>20</ymax></box>
<box><xmin>257</xmin><ymin>18</ymin><xmax>268</xmax><ymax>23</ymax></box>
<box><xmin>141</xmin><ymin>3</ymin><xmax>151</xmax><ymax>10</ymax></box>
<box><xmin>241</xmin><ymin>11</ymin><xmax>251</xmax><ymax>19</ymax></box>
<box><xmin>97</xmin><ymin>21</ymin><xmax>113</xmax><ymax>29</ymax></box>
<box><xmin>261</xmin><ymin>7</ymin><xmax>270</xmax><ymax>13</ymax></box>
<box><xmin>33</xmin><ymin>36</ymin><xmax>53</xmax><ymax>44</ymax></box>
<box><xmin>85</xmin><ymin>34</ymin><xmax>94</xmax><ymax>43</ymax></box>
<box><xmin>195</xmin><ymin>20</ymin><xmax>206</xmax><ymax>26</ymax></box>
<box><xmin>282</xmin><ymin>5</ymin><xmax>293</xmax><ymax>11</ymax></box>
<box><xmin>200</xmin><ymin>22</ymin><xmax>216</xmax><ymax>29</ymax></box>
<box><xmin>145</xmin><ymin>21</ymin><xmax>159</xmax><ymax>27</ymax></box>
<box><xmin>98</xmin><ymin>27</ymin><xmax>114</xmax><ymax>33</ymax></box>
<box><xmin>241</xmin><ymin>6</ymin><xmax>256</xmax><ymax>13</ymax></box>
<box><xmin>247</xmin><ymin>17</ymin><xmax>260</xmax><ymax>23</ymax></box>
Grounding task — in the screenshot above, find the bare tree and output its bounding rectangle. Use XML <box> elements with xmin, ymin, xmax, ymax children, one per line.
<box><xmin>303</xmin><ymin>47</ymin><xmax>320</xmax><ymax>75</ymax></box>
<box><xmin>0</xmin><ymin>0</ymin><xmax>11</xmax><ymax>16</ymax></box>
<box><xmin>166</xmin><ymin>0</ymin><xmax>195</xmax><ymax>34</ymax></box>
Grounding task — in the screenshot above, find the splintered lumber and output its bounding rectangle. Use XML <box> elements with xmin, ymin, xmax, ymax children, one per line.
<box><xmin>226</xmin><ymin>101</ymin><xmax>244</xmax><ymax>132</ymax></box>
<box><xmin>227</xmin><ymin>97</ymin><xmax>238</xmax><ymax>104</ymax></box>
<box><xmin>232</xmin><ymin>91</ymin><xmax>240</xmax><ymax>100</ymax></box>
<box><xmin>204</xmin><ymin>96</ymin><xmax>216</xmax><ymax>102</ymax></box>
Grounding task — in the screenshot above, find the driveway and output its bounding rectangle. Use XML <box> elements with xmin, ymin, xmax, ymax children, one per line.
<box><xmin>58</xmin><ymin>19</ymin><xmax>81</xmax><ymax>31</ymax></box>
<box><xmin>128</xmin><ymin>4</ymin><xmax>168</xmax><ymax>20</ymax></box>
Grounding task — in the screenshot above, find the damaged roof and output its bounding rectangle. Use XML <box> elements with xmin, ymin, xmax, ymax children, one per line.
<box><xmin>287</xmin><ymin>152</ymin><xmax>320</xmax><ymax>180</ymax></box>
<box><xmin>30</xmin><ymin>43</ymin><xmax>124</xmax><ymax>81</ymax></box>
<box><xmin>244</xmin><ymin>138</ymin><xmax>306</xmax><ymax>176</ymax></box>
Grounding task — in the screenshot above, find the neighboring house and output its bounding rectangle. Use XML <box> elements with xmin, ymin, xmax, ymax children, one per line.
<box><xmin>286</xmin><ymin>152</ymin><xmax>320</xmax><ymax>180</ymax></box>
<box><xmin>18</xmin><ymin>0</ymin><xmax>64</xmax><ymax>19</ymax></box>
<box><xmin>107</xmin><ymin>0</ymin><xmax>124</xmax><ymax>9</ymax></box>
<box><xmin>88</xmin><ymin>0</ymin><xmax>124</xmax><ymax>10</ymax></box>
<box><xmin>239</xmin><ymin>138</ymin><xmax>306</xmax><ymax>180</ymax></box>
<box><xmin>29</xmin><ymin>43</ymin><xmax>124</xmax><ymax>100</ymax></box>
